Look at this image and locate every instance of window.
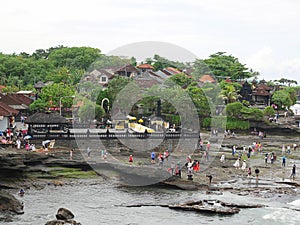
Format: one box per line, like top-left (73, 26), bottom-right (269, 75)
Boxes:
top-left (101, 76), bottom-right (107, 83)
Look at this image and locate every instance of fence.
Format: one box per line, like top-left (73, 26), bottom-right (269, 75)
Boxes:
top-left (29, 131), bottom-right (200, 140)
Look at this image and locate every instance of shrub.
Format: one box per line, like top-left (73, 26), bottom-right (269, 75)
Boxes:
top-left (264, 106), bottom-right (275, 117)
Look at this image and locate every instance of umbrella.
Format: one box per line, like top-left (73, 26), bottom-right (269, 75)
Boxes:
top-left (24, 135), bottom-right (32, 139)
top-left (42, 140), bottom-right (51, 144)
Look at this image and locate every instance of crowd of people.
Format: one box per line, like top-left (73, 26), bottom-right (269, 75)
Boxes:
top-left (227, 139), bottom-right (298, 183)
top-left (0, 126), bottom-right (32, 150)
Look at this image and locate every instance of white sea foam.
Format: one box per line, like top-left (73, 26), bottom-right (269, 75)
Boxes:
top-left (288, 199), bottom-right (300, 207)
top-left (263, 207), bottom-right (300, 224)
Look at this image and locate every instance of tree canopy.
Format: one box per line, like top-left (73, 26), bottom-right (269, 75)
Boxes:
top-left (198, 52), bottom-right (256, 81)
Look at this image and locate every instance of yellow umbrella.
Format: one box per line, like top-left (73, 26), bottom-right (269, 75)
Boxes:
top-left (138, 119), bottom-right (144, 123)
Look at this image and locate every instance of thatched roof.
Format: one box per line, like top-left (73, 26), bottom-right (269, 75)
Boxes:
top-left (25, 112), bottom-right (67, 124)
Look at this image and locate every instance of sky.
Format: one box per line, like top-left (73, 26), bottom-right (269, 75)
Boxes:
top-left (1, 0), bottom-right (300, 83)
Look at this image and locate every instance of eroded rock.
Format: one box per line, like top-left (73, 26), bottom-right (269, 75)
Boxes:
top-left (0, 191), bottom-right (24, 214)
top-left (56, 208), bottom-right (74, 220)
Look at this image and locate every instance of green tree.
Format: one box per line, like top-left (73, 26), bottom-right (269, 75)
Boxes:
top-left (47, 47), bottom-right (101, 70)
top-left (220, 84), bottom-right (240, 104)
top-left (264, 106), bottom-right (275, 117)
top-left (241, 107), bottom-right (264, 121)
top-left (275, 78), bottom-right (298, 86)
top-left (187, 84), bottom-right (211, 116)
top-left (272, 89), bottom-right (293, 109)
top-left (106, 76), bottom-right (130, 103)
top-left (225, 102), bottom-right (244, 118)
top-left (152, 54), bottom-right (186, 71)
top-left (166, 73), bottom-right (192, 87)
top-left (203, 52), bottom-right (253, 81)
top-left (30, 83), bottom-right (75, 111)
top-left (78, 99), bottom-right (105, 123)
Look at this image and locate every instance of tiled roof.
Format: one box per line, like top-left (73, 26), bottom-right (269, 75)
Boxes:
top-left (137, 63), bottom-right (154, 69)
top-left (114, 64), bottom-right (139, 73)
top-left (0, 94), bottom-right (22, 105)
top-left (0, 94), bottom-right (33, 107)
top-left (0, 102), bottom-right (19, 116)
top-left (252, 89), bottom-right (270, 96)
top-left (255, 83), bottom-right (272, 91)
top-left (15, 94), bottom-right (34, 105)
top-left (199, 74), bottom-right (216, 83)
top-left (96, 69), bottom-right (114, 79)
top-left (162, 67), bottom-right (181, 75)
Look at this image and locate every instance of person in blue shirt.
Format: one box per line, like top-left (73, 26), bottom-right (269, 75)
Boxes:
top-left (282, 155), bottom-right (286, 167)
top-left (151, 151), bottom-right (155, 163)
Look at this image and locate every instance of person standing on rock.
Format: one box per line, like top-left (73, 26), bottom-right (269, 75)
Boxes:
top-left (293, 143), bottom-right (298, 151)
top-left (247, 167), bottom-right (252, 177)
top-left (233, 158), bottom-right (240, 169)
top-left (129, 155), bottom-right (133, 166)
top-left (175, 161), bottom-right (182, 178)
top-left (206, 141), bottom-right (211, 151)
top-left (282, 155), bottom-right (286, 167)
top-left (264, 153), bottom-right (268, 166)
top-left (170, 161), bottom-right (175, 175)
top-left (247, 146), bottom-right (252, 159)
top-left (151, 151), bottom-right (156, 163)
top-left (16, 139), bottom-right (21, 150)
top-left (220, 154), bottom-right (225, 163)
top-left (287, 145), bottom-right (291, 154)
top-left (241, 160), bottom-right (247, 171)
top-left (247, 167), bottom-right (252, 183)
top-left (282, 145), bottom-right (286, 155)
top-left (255, 167), bottom-right (260, 185)
top-left (290, 163), bottom-right (296, 181)
top-left (164, 150), bottom-right (169, 161)
top-left (87, 146), bottom-right (91, 158)
top-left (69, 148), bottom-right (74, 160)
top-left (232, 145), bottom-right (236, 156)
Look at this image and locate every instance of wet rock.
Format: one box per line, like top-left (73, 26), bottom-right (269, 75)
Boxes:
top-left (0, 191), bottom-right (24, 214)
top-left (46, 208), bottom-right (81, 225)
top-left (45, 219), bottom-right (82, 225)
top-left (56, 208), bottom-right (74, 220)
top-left (168, 199), bottom-right (265, 215)
top-left (168, 200), bottom-right (240, 215)
top-left (45, 220), bottom-right (65, 225)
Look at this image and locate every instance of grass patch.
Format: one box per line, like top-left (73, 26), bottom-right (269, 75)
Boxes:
top-left (25, 167), bottom-right (99, 179)
top-left (48, 168), bottom-right (98, 179)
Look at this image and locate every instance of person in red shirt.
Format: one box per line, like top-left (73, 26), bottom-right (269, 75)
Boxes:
top-left (129, 155), bottom-right (133, 166)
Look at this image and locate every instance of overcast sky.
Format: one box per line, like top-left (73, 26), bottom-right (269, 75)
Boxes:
top-left (1, 0), bottom-right (300, 83)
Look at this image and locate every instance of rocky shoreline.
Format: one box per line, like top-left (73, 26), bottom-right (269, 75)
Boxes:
top-left (0, 132), bottom-right (300, 222)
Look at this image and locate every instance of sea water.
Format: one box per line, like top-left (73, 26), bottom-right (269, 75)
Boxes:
top-left (3, 181), bottom-right (300, 225)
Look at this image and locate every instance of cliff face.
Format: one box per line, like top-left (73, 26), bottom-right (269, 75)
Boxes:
top-left (250, 119), bottom-right (300, 134)
top-left (0, 153), bottom-right (27, 179)
top-left (0, 149), bottom-right (88, 189)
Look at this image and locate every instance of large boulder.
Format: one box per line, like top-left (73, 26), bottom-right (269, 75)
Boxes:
top-left (46, 208), bottom-right (82, 225)
top-left (55, 208), bottom-right (74, 220)
top-left (0, 191), bottom-right (24, 214)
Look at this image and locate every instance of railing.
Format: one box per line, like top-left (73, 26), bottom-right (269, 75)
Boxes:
top-left (28, 131), bottom-right (200, 140)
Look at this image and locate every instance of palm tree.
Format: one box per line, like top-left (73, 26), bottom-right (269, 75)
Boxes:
top-left (220, 85), bottom-right (239, 104)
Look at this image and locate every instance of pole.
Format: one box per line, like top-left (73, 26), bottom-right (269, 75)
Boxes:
top-left (59, 97), bottom-right (63, 116)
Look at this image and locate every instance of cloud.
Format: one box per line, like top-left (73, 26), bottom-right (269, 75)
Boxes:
top-left (245, 47), bottom-right (300, 84)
